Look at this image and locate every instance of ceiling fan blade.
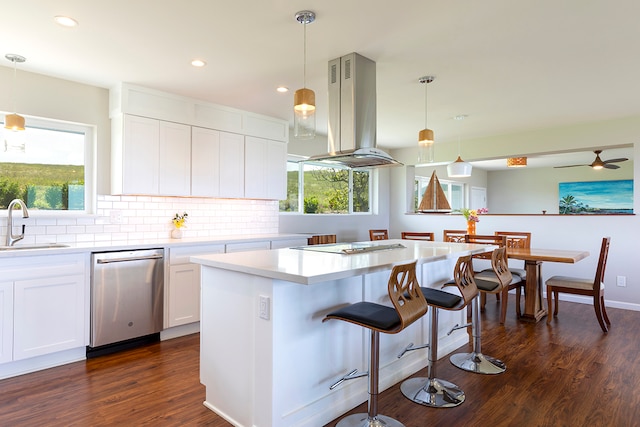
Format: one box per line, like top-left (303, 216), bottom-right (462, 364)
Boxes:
top-left (554, 164), bottom-right (587, 168)
top-left (603, 163), bottom-right (620, 169)
top-left (603, 157), bottom-right (628, 164)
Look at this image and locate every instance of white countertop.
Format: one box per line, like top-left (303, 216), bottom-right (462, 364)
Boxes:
top-left (0, 233), bottom-right (307, 259)
top-left (191, 239), bottom-right (492, 285)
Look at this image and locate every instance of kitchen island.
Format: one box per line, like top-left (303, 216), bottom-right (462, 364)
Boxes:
top-left (191, 240), bottom-right (490, 427)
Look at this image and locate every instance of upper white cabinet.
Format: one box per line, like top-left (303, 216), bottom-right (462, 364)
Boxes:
top-left (218, 132), bottom-right (245, 198)
top-left (113, 115), bottom-right (191, 196)
top-left (191, 127), bottom-right (221, 197)
top-left (111, 84), bottom-right (288, 199)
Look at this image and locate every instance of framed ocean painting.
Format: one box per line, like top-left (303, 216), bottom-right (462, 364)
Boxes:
top-left (558, 179), bottom-right (633, 214)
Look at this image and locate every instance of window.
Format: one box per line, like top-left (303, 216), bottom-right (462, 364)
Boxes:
top-left (0, 116), bottom-right (94, 212)
top-left (414, 175), bottom-right (464, 211)
top-left (280, 160), bottom-right (371, 214)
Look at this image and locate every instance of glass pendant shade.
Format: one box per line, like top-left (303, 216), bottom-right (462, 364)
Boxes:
top-left (447, 156), bottom-right (473, 177)
top-left (5, 113), bottom-right (25, 131)
top-left (418, 128), bottom-right (434, 163)
top-left (294, 87), bottom-right (315, 139)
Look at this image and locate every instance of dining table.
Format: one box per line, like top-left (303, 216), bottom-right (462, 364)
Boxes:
top-left (507, 247), bottom-right (590, 323)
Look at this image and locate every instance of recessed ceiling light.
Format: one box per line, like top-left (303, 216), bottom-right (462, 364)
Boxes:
top-left (54, 15), bottom-right (78, 27)
top-left (276, 86), bottom-right (289, 93)
top-left (191, 59), bottom-right (206, 67)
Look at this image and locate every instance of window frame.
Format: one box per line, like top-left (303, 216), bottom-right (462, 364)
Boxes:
top-left (280, 157), bottom-right (373, 215)
top-left (1, 114), bottom-right (96, 216)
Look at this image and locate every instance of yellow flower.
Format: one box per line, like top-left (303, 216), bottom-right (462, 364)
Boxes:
top-left (172, 212), bottom-right (188, 228)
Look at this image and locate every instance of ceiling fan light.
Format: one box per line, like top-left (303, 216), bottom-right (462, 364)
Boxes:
top-left (447, 156), bottom-right (473, 177)
top-left (507, 157), bottom-right (527, 167)
top-left (5, 113), bottom-right (25, 131)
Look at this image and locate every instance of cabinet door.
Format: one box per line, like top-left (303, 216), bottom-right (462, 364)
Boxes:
top-left (0, 282), bottom-right (13, 364)
top-left (244, 136), bottom-right (268, 198)
top-left (159, 121), bottom-right (192, 196)
top-left (123, 115), bottom-right (160, 194)
top-left (218, 132), bottom-right (245, 198)
top-left (13, 274), bottom-right (85, 361)
top-left (168, 264), bottom-right (201, 327)
top-left (191, 127), bottom-right (221, 197)
top-left (244, 136), bottom-right (286, 200)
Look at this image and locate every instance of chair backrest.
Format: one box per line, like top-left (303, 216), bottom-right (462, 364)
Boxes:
top-left (307, 234), bottom-right (337, 245)
top-left (369, 229), bottom-right (389, 240)
top-left (465, 234), bottom-right (507, 259)
top-left (401, 232), bottom-right (435, 241)
top-left (387, 261), bottom-right (428, 330)
top-left (443, 229), bottom-right (466, 242)
top-left (494, 231), bottom-right (531, 249)
top-left (593, 237), bottom-right (611, 290)
top-left (451, 254), bottom-right (479, 306)
top-left (489, 246), bottom-right (514, 291)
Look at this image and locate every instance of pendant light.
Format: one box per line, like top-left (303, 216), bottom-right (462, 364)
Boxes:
top-left (5, 54), bottom-right (26, 131)
top-left (447, 115), bottom-right (473, 177)
top-left (417, 76), bottom-right (435, 163)
top-left (507, 157), bottom-right (527, 167)
top-left (293, 10), bottom-right (316, 139)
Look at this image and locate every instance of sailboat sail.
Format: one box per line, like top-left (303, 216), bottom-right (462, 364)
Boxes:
top-left (418, 171), bottom-right (452, 212)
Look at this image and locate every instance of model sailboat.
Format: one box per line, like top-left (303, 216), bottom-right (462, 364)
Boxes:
top-left (418, 171), bottom-right (452, 212)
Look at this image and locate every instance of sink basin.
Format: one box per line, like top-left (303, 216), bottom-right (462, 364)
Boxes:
top-left (0, 243), bottom-right (70, 251)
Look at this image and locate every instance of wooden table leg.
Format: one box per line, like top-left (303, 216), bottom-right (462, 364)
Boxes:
top-left (519, 260), bottom-right (547, 323)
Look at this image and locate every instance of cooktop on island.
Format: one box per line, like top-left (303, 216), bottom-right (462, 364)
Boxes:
top-left (292, 242), bottom-right (405, 255)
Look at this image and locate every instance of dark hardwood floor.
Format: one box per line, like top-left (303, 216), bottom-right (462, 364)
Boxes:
top-left (1, 299), bottom-right (638, 426)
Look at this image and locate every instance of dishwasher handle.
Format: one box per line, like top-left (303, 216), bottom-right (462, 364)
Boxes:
top-left (96, 254), bottom-right (164, 264)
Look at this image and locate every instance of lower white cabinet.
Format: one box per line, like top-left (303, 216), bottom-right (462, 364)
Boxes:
top-left (0, 254), bottom-right (87, 365)
top-left (0, 282), bottom-right (13, 364)
top-left (166, 245), bottom-right (224, 328)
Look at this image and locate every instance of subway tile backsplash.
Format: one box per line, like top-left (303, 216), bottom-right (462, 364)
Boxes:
top-left (1, 195), bottom-right (280, 246)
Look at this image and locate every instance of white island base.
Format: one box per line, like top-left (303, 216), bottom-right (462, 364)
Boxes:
top-left (195, 241), bottom-right (487, 427)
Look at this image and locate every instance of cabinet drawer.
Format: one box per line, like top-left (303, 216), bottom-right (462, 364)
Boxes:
top-left (169, 245), bottom-right (225, 264)
top-left (225, 241), bottom-right (271, 253)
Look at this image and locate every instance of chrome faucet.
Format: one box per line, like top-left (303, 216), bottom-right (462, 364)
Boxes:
top-left (6, 199), bottom-right (29, 246)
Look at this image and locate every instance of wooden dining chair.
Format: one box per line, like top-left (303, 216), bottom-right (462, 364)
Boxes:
top-left (494, 231), bottom-right (531, 278)
top-left (369, 229), bottom-right (389, 241)
top-left (307, 234), bottom-right (337, 245)
top-left (545, 237), bottom-right (611, 332)
top-left (443, 229), bottom-right (466, 242)
top-left (401, 232), bottom-right (435, 241)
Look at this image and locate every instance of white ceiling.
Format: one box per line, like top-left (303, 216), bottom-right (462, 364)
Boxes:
top-left (2, 1), bottom-right (639, 159)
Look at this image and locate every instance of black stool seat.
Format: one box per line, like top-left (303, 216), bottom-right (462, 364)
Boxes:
top-left (326, 302), bottom-right (402, 332)
top-left (421, 287), bottom-right (462, 309)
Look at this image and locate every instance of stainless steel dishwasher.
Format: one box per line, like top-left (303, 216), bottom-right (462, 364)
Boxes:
top-left (88, 248), bottom-right (164, 357)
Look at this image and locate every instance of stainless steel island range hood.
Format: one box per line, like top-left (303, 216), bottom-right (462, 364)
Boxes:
top-left (307, 53), bottom-right (402, 168)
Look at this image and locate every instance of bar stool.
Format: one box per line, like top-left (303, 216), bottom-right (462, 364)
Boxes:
top-left (324, 260), bottom-right (427, 427)
top-left (449, 247), bottom-right (512, 374)
top-left (398, 254), bottom-right (477, 408)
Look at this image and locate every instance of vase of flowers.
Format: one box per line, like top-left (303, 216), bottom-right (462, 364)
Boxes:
top-left (458, 208), bottom-right (487, 235)
top-left (171, 212), bottom-right (188, 239)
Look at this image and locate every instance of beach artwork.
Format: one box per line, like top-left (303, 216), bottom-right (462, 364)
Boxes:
top-left (558, 179), bottom-right (633, 214)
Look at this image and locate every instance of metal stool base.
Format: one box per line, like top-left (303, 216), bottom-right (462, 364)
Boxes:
top-left (450, 351), bottom-right (506, 375)
top-left (400, 377), bottom-right (465, 408)
top-left (336, 413), bottom-right (405, 427)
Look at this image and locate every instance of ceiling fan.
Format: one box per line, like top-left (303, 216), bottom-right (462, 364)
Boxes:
top-left (555, 150), bottom-right (629, 170)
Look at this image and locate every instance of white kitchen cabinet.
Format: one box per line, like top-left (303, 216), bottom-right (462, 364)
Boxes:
top-left (270, 238), bottom-right (308, 249)
top-left (218, 132), bottom-right (245, 198)
top-left (159, 120), bottom-right (192, 196)
top-left (244, 136), bottom-right (286, 200)
top-left (166, 245), bottom-right (224, 328)
top-left (191, 127), bottom-right (221, 197)
top-left (114, 114), bottom-right (191, 196)
top-left (0, 282), bottom-right (13, 364)
top-left (13, 274), bottom-right (85, 361)
top-left (225, 240), bottom-right (271, 253)
top-left (0, 254), bottom-right (87, 365)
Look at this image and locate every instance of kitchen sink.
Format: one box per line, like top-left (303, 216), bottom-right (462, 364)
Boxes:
top-left (0, 243), bottom-right (70, 251)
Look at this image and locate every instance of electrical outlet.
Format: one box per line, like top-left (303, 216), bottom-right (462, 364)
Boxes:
top-left (259, 295), bottom-right (270, 320)
top-left (616, 276), bottom-right (626, 287)
top-left (110, 210), bottom-right (122, 224)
